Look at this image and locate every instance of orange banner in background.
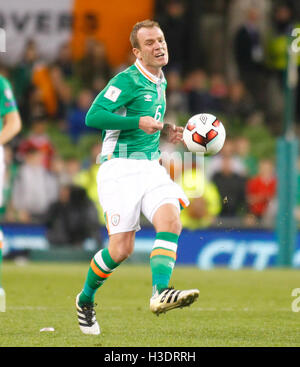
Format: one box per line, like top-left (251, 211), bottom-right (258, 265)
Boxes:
top-left (71, 0), bottom-right (154, 67)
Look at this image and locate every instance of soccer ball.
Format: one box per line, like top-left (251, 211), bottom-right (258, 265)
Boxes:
top-left (183, 113), bottom-right (226, 155)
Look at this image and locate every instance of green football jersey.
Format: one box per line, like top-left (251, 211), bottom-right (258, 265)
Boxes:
top-left (0, 75), bottom-right (18, 131)
top-left (91, 59), bottom-right (167, 163)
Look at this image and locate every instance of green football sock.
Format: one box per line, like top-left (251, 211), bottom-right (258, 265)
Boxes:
top-left (79, 248), bottom-right (120, 306)
top-left (150, 232), bottom-right (179, 295)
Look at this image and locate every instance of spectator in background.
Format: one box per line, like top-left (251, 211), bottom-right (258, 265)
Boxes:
top-left (165, 69), bottom-right (188, 115)
top-left (234, 136), bottom-right (258, 176)
top-left (212, 155), bottom-right (247, 218)
top-left (13, 41), bottom-right (63, 120)
top-left (155, 0), bottom-right (189, 74)
top-left (17, 114), bottom-right (55, 170)
top-left (75, 39), bottom-right (112, 89)
top-left (206, 138), bottom-right (246, 180)
top-left (31, 62), bottom-right (58, 118)
top-left (48, 153), bottom-right (82, 190)
top-left (10, 147), bottom-right (58, 223)
top-left (26, 85), bottom-right (47, 123)
top-left (60, 156), bottom-right (82, 185)
top-left (45, 184), bottom-right (101, 248)
top-left (67, 89), bottom-right (98, 142)
top-left (53, 42), bottom-right (74, 80)
top-left (44, 184), bottom-right (71, 245)
top-left (114, 50), bottom-right (136, 74)
top-left (49, 154), bottom-right (67, 186)
top-left (223, 80), bottom-right (256, 125)
top-left (265, 2), bottom-right (300, 122)
top-left (91, 76), bottom-right (107, 97)
top-left (266, 3), bottom-right (294, 71)
top-left (49, 64), bottom-right (72, 120)
top-left (74, 143), bottom-right (105, 225)
top-left (185, 69), bottom-right (214, 115)
top-left (51, 42), bottom-right (79, 121)
top-left (209, 73), bottom-right (228, 113)
top-left (246, 158), bottom-right (276, 220)
top-left (11, 39), bottom-right (39, 124)
top-left (179, 168), bottom-right (222, 229)
top-left (233, 7), bottom-right (265, 108)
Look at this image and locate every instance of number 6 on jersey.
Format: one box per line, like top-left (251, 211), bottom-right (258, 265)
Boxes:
top-left (154, 105), bottom-right (162, 121)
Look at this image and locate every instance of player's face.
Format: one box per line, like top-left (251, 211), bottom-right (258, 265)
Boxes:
top-left (133, 27), bottom-right (169, 75)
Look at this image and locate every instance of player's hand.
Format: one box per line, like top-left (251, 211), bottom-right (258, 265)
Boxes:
top-left (139, 116), bottom-right (163, 134)
top-left (163, 123), bottom-right (184, 144)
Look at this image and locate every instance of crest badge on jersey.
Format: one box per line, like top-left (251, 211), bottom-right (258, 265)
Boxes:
top-left (111, 214), bottom-right (120, 226)
top-left (104, 86), bottom-right (122, 102)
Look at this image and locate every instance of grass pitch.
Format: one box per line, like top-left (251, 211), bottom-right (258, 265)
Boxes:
top-left (0, 261), bottom-right (300, 347)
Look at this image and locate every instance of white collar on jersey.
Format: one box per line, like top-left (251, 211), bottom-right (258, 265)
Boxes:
top-left (134, 59), bottom-right (166, 85)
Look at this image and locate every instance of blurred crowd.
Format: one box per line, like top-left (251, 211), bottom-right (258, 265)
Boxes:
top-left (170, 137), bottom-right (279, 231)
top-left (0, 0), bottom-right (300, 247)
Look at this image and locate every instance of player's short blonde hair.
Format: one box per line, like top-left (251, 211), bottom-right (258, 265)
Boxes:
top-left (130, 20), bottom-right (161, 49)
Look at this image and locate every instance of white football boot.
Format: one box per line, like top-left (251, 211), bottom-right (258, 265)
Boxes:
top-left (76, 293), bottom-right (100, 335)
top-left (150, 287), bottom-right (200, 316)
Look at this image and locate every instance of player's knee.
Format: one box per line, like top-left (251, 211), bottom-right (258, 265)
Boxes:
top-left (121, 245), bottom-right (134, 261)
top-left (170, 217), bottom-right (182, 235)
top-left (112, 243), bottom-right (134, 263)
top-left (108, 231), bottom-right (135, 263)
top-left (159, 216), bottom-right (182, 235)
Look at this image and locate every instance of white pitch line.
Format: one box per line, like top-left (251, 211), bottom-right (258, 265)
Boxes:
top-left (192, 307), bottom-right (292, 312)
top-left (7, 306), bottom-right (50, 310)
top-left (5, 306), bottom-right (292, 312)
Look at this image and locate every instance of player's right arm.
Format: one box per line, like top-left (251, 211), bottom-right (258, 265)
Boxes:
top-left (138, 116), bottom-right (163, 134)
top-left (85, 73), bottom-right (162, 134)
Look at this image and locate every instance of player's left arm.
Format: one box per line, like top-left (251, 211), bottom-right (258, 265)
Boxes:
top-left (161, 123), bottom-right (183, 143)
top-left (86, 73), bottom-right (140, 131)
top-left (0, 110), bottom-right (22, 145)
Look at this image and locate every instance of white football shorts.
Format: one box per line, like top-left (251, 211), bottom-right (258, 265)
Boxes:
top-left (97, 158), bottom-right (189, 235)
